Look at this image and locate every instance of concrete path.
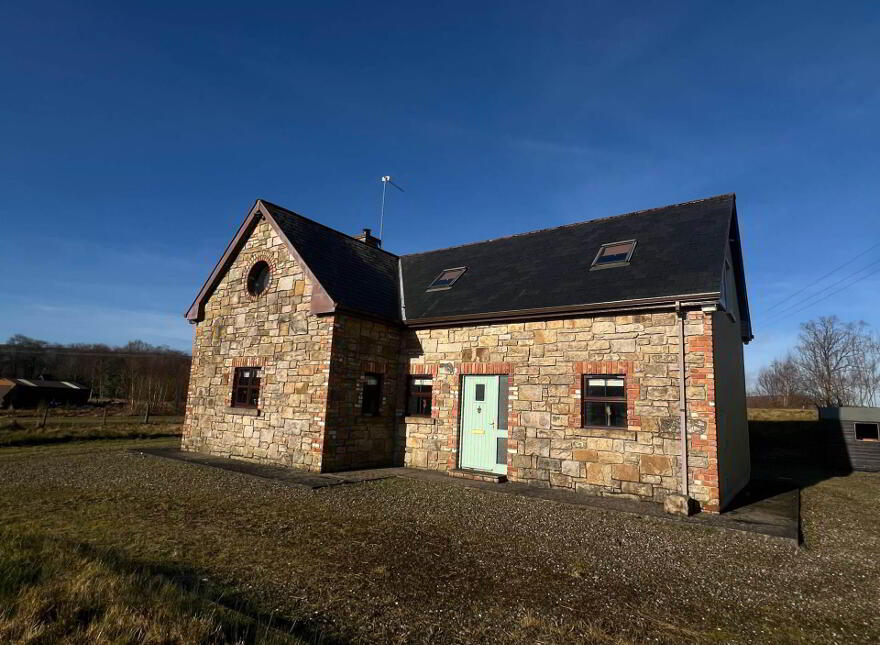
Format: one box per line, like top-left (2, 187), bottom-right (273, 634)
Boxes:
top-left (133, 447), bottom-right (799, 545)
top-left (133, 446), bottom-right (395, 488)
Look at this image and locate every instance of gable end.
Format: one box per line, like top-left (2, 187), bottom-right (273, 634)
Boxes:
top-left (185, 201), bottom-right (336, 322)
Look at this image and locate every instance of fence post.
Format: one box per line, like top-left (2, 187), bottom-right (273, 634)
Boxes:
top-left (39, 406), bottom-right (49, 429)
top-left (143, 402), bottom-right (150, 425)
top-left (102, 406), bottom-right (107, 428)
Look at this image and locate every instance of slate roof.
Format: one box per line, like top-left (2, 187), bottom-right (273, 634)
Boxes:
top-left (400, 194), bottom-right (737, 322)
top-left (188, 193), bottom-right (750, 338)
top-left (260, 202), bottom-right (400, 321)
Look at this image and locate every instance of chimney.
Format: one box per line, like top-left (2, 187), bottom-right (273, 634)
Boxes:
top-left (354, 228), bottom-right (381, 248)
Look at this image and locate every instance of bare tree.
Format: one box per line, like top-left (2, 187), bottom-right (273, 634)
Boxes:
top-left (851, 330), bottom-right (880, 407)
top-left (0, 336), bottom-right (191, 412)
top-left (794, 316), bottom-right (878, 407)
top-left (754, 316), bottom-right (880, 408)
top-left (754, 353), bottom-right (802, 407)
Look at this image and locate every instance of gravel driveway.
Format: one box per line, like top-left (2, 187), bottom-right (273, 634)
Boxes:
top-left (1, 439), bottom-right (877, 644)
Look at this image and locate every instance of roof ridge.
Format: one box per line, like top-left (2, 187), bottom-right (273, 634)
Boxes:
top-left (258, 199), bottom-right (401, 259)
top-left (401, 193), bottom-right (736, 258)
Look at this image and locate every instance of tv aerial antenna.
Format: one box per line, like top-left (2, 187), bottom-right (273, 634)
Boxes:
top-left (379, 175), bottom-right (404, 240)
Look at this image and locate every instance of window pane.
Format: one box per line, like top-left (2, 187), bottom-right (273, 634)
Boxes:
top-left (412, 378), bottom-right (432, 387)
top-left (427, 267), bottom-right (466, 290)
top-left (362, 374), bottom-right (381, 415)
top-left (608, 402), bottom-right (627, 427)
top-left (605, 379), bottom-right (625, 398)
top-left (415, 396), bottom-right (431, 416)
top-left (247, 262), bottom-right (271, 296)
top-left (855, 423), bottom-right (879, 440)
top-left (595, 241), bottom-right (634, 265)
top-left (475, 384), bottom-right (485, 401)
top-left (587, 378), bottom-right (606, 397)
top-left (602, 243), bottom-right (632, 257)
top-left (248, 389), bottom-right (259, 406)
top-left (236, 388), bottom-right (248, 403)
top-left (586, 402), bottom-right (607, 426)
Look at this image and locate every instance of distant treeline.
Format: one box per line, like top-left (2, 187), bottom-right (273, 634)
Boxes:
top-left (0, 335), bottom-right (191, 410)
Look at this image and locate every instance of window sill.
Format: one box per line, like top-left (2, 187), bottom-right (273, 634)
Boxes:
top-left (404, 415), bottom-right (435, 424)
top-left (225, 406), bottom-right (260, 417)
top-left (581, 425), bottom-right (629, 431)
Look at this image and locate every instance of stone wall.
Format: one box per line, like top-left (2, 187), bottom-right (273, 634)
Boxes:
top-left (400, 311), bottom-right (723, 511)
top-left (182, 214), bottom-right (733, 510)
top-left (182, 216), bottom-right (333, 471)
top-left (322, 313), bottom-right (402, 471)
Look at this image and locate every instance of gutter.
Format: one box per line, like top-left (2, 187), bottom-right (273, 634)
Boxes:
top-left (404, 293), bottom-right (721, 328)
top-left (676, 300), bottom-right (689, 499)
top-left (398, 258), bottom-right (407, 322)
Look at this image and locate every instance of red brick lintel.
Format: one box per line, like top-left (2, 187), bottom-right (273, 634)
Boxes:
top-left (407, 364), bottom-right (439, 377)
top-left (231, 357), bottom-right (268, 367)
top-left (457, 362), bottom-right (513, 375)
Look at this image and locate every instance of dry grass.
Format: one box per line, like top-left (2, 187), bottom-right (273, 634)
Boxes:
top-left (747, 407), bottom-right (818, 421)
top-left (0, 419), bottom-right (181, 447)
top-left (0, 434), bottom-right (877, 644)
top-left (0, 531), bottom-right (308, 644)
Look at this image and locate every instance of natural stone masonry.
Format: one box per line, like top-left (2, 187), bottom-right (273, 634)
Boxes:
top-left (400, 311), bottom-right (722, 511)
top-left (322, 314), bottom-right (401, 471)
top-left (182, 217), bottom-right (402, 474)
top-left (183, 217), bottom-right (333, 471)
top-left (183, 217), bottom-right (726, 510)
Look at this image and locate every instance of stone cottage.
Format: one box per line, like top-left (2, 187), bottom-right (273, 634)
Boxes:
top-left (183, 193), bottom-right (752, 512)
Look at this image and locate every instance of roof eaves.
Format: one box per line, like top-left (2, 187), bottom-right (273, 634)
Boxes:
top-left (403, 292), bottom-right (722, 328)
top-left (185, 201), bottom-right (264, 322)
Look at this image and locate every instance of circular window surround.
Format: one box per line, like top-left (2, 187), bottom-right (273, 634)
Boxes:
top-left (246, 257), bottom-right (275, 298)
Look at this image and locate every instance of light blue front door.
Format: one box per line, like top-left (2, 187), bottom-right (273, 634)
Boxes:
top-left (459, 375), bottom-right (508, 474)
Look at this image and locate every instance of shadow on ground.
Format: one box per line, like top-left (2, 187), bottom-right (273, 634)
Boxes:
top-left (729, 418), bottom-right (853, 517)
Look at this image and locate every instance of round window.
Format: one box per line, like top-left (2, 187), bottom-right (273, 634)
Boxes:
top-left (247, 261), bottom-right (271, 296)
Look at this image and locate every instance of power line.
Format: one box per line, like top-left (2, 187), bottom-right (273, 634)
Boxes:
top-left (764, 240), bottom-right (880, 313)
top-left (767, 261), bottom-right (880, 324)
top-left (764, 255), bottom-right (880, 323)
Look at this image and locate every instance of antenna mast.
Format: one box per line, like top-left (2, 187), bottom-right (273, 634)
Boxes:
top-left (379, 175), bottom-right (404, 240)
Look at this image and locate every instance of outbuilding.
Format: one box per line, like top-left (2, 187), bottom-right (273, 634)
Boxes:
top-left (0, 376), bottom-right (91, 409)
top-left (818, 407), bottom-right (880, 472)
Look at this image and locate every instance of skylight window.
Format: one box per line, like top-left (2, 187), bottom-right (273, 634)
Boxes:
top-left (426, 267), bottom-right (466, 291)
top-left (591, 240), bottom-right (636, 270)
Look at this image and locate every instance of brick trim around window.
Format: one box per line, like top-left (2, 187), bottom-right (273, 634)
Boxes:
top-left (244, 255), bottom-right (277, 301)
top-left (569, 361), bottom-right (640, 430)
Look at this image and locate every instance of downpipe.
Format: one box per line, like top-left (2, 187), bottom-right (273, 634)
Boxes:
top-left (676, 301), bottom-right (689, 498)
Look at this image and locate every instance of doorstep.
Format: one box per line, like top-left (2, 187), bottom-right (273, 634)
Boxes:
top-left (448, 468), bottom-right (507, 483)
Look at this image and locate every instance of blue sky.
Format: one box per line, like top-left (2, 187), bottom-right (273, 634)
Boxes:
top-left (1, 2), bottom-right (879, 384)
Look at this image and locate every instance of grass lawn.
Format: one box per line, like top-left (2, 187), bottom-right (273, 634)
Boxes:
top-left (747, 408), bottom-right (818, 422)
top-left (0, 417), bottom-right (181, 448)
top-left (1, 435), bottom-right (878, 644)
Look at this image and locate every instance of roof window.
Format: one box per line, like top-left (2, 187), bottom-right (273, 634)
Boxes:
top-left (591, 240), bottom-right (636, 270)
top-left (426, 267), bottom-right (466, 291)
